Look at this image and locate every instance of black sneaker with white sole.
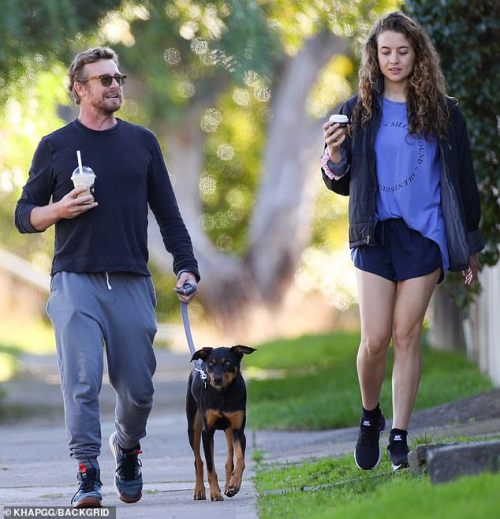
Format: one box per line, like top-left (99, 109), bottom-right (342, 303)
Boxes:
top-left (387, 428), bottom-right (409, 471)
top-left (354, 411), bottom-right (386, 470)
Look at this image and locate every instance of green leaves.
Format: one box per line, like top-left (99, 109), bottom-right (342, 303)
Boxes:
top-left (0, 0), bottom-right (122, 105)
top-left (404, 0), bottom-right (500, 269)
top-left (113, 0), bottom-right (280, 121)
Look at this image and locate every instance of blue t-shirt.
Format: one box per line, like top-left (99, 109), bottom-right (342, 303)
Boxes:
top-left (375, 97), bottom-right (449, 271)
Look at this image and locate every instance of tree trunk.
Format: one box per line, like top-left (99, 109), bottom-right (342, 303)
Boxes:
top-left (148, 31), bottom-right (347, 330)
top-left (247, 32), bottom-right (346, 301)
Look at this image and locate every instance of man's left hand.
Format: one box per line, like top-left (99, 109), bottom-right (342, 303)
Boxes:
top-left (176, 271), bottom-right (198, 303)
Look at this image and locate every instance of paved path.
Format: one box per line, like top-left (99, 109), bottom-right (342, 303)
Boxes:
top-left (1, 349), bottom-right (499, 517)
top-left (0, 349), bottom-right (256, 518)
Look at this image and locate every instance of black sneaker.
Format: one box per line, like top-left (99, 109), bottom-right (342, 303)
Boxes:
top-left (71, 464), bottom-right (102, 508)
top-left (387, 429), bottom-right (409, 471)
top-left (354, 412), bottom-right (386, 470)
top-left (109, 432), bottom-right (143, 503)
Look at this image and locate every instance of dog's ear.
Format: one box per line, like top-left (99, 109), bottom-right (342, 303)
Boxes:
top-left (191, 347), bottom-right (213, 362)
top-left (231, 345), bottom-right (256, 358)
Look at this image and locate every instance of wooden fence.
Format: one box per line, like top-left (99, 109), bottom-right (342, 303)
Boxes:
top-left (465, 262), bottom-right (500, 386)
top-left (0, 249), bottom-right (50, 321)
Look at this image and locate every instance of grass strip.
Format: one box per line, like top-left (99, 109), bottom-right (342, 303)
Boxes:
top-left (256, 449), bottom-right (500, 519)
top-left (245, 331), bottom-right (493, 430)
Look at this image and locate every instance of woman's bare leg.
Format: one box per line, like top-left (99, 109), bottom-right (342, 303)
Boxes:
top-left (355, 269), bottom-right (396, 410)
top-left (391, 269), bottom-right (440, 430)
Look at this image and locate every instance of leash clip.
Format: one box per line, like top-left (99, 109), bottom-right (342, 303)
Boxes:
top-left (195, 361), bottom-right (208, 381)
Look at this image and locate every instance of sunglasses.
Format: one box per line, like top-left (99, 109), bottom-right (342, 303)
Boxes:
top-left (78, 74), bottom-right (127, 87)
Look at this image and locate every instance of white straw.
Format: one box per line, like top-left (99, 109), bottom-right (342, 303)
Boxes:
top-left (76, 150), bottom-right (83, 174)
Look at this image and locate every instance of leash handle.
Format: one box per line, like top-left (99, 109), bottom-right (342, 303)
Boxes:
top-left (176, 281), bottom-right (198, 356)
top-left (175, 282), bottom-right (197, 297)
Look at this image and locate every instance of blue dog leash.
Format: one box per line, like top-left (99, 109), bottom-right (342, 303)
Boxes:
top-left (176, 283), bottom-right (207, 381)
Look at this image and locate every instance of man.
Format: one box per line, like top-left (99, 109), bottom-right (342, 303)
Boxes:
top-left (15, 47), bottom-right (199, 508)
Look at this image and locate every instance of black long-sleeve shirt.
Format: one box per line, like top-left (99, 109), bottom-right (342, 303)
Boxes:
top-left (15, 118), bottom-right (199, 279)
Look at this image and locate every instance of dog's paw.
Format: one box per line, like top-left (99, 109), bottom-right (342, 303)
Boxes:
top-left (224, 485), bottom-right (240, 498)
top-left (193, 487), bottom-right (206, 500)
top-left (210, 492), bottom-right (224, 501)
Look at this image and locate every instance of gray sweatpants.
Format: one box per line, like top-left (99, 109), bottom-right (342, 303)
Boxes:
top-left (47, 272), bottom-right (157, 467)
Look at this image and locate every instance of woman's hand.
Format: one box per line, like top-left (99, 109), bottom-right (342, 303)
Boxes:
top-left (322, 121), bottom-right (348, 163)
top-left (463, 253), bottom-right (479, 286)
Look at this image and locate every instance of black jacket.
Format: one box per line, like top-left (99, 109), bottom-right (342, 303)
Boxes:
top-left (322, 94), bottom-right (484, 271)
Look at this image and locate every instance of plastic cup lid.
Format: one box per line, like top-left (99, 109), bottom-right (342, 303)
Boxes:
top-left (329, 114), bottom-right (349, 124)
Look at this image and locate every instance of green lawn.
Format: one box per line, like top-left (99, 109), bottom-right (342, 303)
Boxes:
top-left (248, 331), bottom-right (497, 518)
top-left (0, 319), bottom-right (55, 382)
top-left (256, 448), bottom-right (500, 519)
top-left (245, 331), bottom-right (493, 430)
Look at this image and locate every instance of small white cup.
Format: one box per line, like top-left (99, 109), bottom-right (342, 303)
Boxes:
top-left (329, 114), bottom-right (349, 127)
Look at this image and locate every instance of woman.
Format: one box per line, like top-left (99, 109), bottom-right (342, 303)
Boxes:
top-left (321, 11), bottom-right (483, 471)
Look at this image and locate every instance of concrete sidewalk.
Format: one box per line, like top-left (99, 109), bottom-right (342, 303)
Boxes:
top-left (0, 349), bottom-right (256, 518)
top-left (1, 349), bottom-right (500, 517)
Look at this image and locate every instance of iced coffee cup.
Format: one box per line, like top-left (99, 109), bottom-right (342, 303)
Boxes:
top-left (71, 166), bottom-right (95, 197)
top-left (329, 114), bottom-right (349, 127)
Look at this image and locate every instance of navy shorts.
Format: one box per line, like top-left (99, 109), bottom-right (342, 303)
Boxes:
top-left (352, 219), bottom-right (443, 283)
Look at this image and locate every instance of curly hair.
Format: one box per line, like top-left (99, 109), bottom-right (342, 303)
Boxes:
top-left (353, 11), bottom-right (448, 140)
top-left (68, 47), bottom-right (119, 105)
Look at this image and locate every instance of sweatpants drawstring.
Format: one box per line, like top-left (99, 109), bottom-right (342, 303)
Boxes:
top-left (105, 272), bottom-right (112, 290)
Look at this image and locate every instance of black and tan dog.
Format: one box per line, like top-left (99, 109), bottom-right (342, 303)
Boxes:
top-left (186, 345), bottom-right (256, 501)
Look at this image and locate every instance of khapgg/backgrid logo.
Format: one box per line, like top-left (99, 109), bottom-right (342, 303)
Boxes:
top-left (3, 507), bottom-right (115, 518)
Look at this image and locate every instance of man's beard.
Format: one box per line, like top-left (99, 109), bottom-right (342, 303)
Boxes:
top-left (92, 95), bottom-right (122, 115)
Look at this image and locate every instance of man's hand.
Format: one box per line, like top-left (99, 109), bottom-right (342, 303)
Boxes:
top-left (57, 187), bottom-right (98, 219)
top-left (30, 187), bottom-right (98, 231)
top-left (176, 271), bottom-right (198, 303)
